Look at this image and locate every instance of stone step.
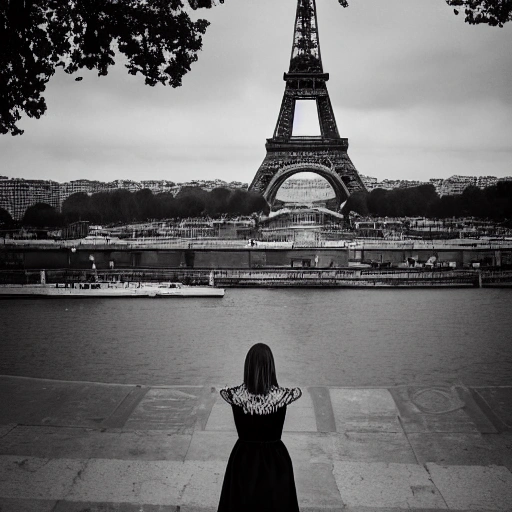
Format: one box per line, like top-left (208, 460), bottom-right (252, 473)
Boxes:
top-left (1, 455), bottom-right (512, 511)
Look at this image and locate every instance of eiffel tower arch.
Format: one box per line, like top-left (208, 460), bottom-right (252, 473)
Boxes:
top-left (249, 0), bottom-right (366, 210)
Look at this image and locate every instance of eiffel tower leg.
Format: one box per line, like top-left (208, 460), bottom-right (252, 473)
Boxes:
top-left (274, 94), bottom-right (295, 139)
top-left (317, 96), bottom-right (339, 139)
top-left (249, 153), bottom-right (283, 196)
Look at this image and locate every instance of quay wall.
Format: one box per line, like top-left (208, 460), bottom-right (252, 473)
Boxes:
top-left (1, 247), bottom-right (349, 269)
top-left (5, 267), bottom-right (512, 288)
top-left (1, 244), bottom-right (511, 270)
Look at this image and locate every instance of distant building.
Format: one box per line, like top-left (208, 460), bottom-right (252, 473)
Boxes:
top-left (59, 179), bottom-right (113, 207)
top-left (429, 178), bottom-right (444, 195)
top-left (110, 180), bottom-right (142, 193)
top-left (438, 175), bottom-right (475, 196)
top-left (171, 180), bottom-right (249, 196)
top-left (61, 221), bottom-right (90, 240)
top-left (360, 175), bottom-right (512, 196)
top-left (228, 181), bottom-right (248, 190)
top-left (212, 218), bottom-right (255, 239)
top-left (476, 175), bottom-right (500, 188)
top-left (0, 177), bottom-right (60, 221)
top-left (360, 175), bottom-right (378, 190)
top-left (361, 176), bottom-right (427, 192)
top-left (434, 175), bottom-right (512, 196)
top-left (276, 178), bottom-right (335, 204)
top-left (140, 180), bottom-right (176, 194)
top-left (259, 207), bottom-right (349, 243)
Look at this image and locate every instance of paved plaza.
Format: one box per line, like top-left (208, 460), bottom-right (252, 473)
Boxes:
top-left (0, 375), bottom-right (511, 511)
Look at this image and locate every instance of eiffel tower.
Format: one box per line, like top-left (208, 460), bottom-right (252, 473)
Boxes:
top-left (249, 0), bottom-right (366, 210)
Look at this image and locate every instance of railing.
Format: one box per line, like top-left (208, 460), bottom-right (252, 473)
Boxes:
top-left (2, 237), bottom-right (512, 251)
top-left (1, 267), bottom-right (511, 288)
top-left (347, 239), bottom-right (512, 250)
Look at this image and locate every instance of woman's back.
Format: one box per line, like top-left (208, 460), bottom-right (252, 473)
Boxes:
top-left (217, 344), bottom-right (302, 512)
top-left (218, 384), bottom-right (302, 512)
top-left (232, 404), bottom-right (287, 441)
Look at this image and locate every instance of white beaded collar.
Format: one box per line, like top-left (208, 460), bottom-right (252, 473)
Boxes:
top-left (220, 384), bottom-right (302, 415)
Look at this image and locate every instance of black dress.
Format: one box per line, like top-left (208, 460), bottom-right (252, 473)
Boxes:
top-left (217, 384), bottom-right (302, 512)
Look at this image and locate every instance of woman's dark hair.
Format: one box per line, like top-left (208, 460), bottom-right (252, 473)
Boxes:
top-left (244, 343), bottom-right (278, 395)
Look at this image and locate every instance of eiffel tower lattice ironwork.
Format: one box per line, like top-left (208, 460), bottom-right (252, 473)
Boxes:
top-left (249, 0), bottom-right (366, 210)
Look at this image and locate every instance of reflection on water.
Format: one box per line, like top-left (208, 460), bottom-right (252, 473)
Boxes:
top-left (1, 289), bottom-right (511, 387)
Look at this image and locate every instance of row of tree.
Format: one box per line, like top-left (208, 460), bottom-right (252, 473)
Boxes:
top-left (342, 182), bottom-right (512, 222)
top-left (62, 186), bottom-right (270, 224)
top-left (0, 186), bottom-right (270, 228)
top-left (2, 182), bottom-right (511, 230)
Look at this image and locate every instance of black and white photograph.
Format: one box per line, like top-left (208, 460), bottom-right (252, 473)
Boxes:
top-left (1, 0), bottom-right (512, 510)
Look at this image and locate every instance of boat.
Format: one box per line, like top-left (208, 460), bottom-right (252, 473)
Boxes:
top-left (150, 282), bottom-right (225, 297)
top-left (0, 281), bottom-right (154, 298)
top-left (0, 270), bottom-right (224, 298)
top-left (0, 281), bottom-right (225, 298)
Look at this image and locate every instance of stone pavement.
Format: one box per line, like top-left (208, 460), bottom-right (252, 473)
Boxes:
top-left (0, 375), bottom-right (511, 512)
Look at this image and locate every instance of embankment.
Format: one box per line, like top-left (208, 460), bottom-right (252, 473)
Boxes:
top-left (3, 267), bottom-right (512, 288)
top-left (2, 239), bottom-right (512, 270)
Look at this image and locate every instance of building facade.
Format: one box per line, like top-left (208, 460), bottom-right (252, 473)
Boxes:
top-left (0, 177), bottom-right (250, 221)
top-left (0, 177), bottom-right (60, 221)
top-left (362, 175), bottom-right (512, 196)
top-left (59, 180), bottom-right (114, 208)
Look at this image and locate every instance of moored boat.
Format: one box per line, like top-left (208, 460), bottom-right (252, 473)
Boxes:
top-left (0, 281), bottom-right (155, 298)
top-left (0, 281), bottom-right (225, 298)
top-left (151, 282), bottom-right (225, 297)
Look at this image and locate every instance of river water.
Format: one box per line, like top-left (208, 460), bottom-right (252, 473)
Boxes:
top-left (1, 288), bottom-right (511, 387)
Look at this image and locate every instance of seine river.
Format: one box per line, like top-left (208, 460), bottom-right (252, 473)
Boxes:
top-left (1, 288), bottom-right (511, 387)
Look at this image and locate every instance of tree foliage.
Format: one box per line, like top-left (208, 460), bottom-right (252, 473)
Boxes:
top-left (0, 207), bottom-right (14, 226)
top-left (446, 0), bottom-right (512, 27)
top-left (342, 182), bottom-right (512, 221)
top-left (1, 0), bottom-right (220, 135)
top-left (61, 186), bottom-right (268, 224)
top-left (22, 202), bottom-right (64, 227)
top-left (2, 0), bottom-right (510, 135)
top-left (343, 190), bottom-right (369, 217)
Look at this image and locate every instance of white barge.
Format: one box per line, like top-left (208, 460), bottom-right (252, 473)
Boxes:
top-left (0, 274), bottom-right (225, 298)
top-left (151, 282), bottom-right (224, 297)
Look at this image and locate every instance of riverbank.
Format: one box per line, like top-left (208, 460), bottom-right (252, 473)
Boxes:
top-left (1, 375), bottom-right (511, 511)
top-left (2, 267), bottom-right (512, 288)
top-left (2, 237), bottom-right (512, 272)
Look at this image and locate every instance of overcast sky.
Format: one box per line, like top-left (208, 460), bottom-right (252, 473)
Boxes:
top-left (2, 0), bottom-right (511, 185)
